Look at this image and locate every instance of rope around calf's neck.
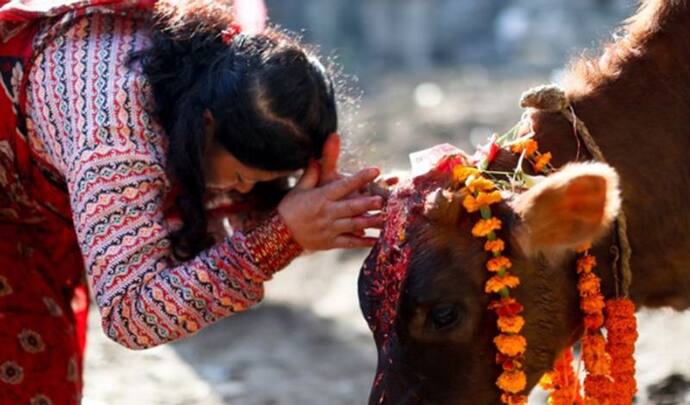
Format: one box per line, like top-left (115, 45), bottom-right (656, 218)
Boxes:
top-left (519, 85), bottom-right (633, 298)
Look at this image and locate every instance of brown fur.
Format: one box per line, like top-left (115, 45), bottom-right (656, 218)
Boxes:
top-left (360, 1), bottom-right (690, 403)
top-left (566, 0), bottom-right (690, 97)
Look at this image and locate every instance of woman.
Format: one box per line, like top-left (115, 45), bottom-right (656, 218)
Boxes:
top-left (0, 0), bottom-right (383, 403)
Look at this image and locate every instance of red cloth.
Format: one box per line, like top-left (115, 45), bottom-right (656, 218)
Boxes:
top-left (0, 2), bottom-right (155, 403)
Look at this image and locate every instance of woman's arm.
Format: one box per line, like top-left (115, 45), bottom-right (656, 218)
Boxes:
top-left (27, 13), bottom-right (301, 349)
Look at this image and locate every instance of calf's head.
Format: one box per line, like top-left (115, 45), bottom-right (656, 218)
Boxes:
top-left (358, 161), bottom-right (621, 404)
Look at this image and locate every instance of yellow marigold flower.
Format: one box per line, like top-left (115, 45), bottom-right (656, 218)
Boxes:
top-left (533, 152), bottom-right (552, 173)
top-left (497, 315), bottom-right (525, 334)
top-left (467, 176), bottom-right (496, 193)
top-left (494, 334), bottom-right (527, 357)
top-left (539, 372), bottom-right (554, 390)
top-left (463, 191), bottom-right (502, 213)
top-left (485, 274), bottom-right (520, 293)
top-left (485, 239), bottom-right (505, 254)
top-left (453, 166), bottom-right (480, 184)
top-left (511, 139), bottom-right (539, 157)
top-left (497, 370), bottom-right (527, 394)
top-left (487, 256), bottom-right (512, 272)
top-left (463, 194), bottom-right (481, 213)
top-left (472, 217), bottom-right (502, 237)
top-left (476, 190), bottom-right (502, 206)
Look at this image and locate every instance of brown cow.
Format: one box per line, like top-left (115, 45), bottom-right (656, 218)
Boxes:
top-left (358, 1), bottom-right (690, 403)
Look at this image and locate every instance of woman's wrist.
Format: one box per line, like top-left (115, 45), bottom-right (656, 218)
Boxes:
top-left (241, 212), bottom-right (303, 279)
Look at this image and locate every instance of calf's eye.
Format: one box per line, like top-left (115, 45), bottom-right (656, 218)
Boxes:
top-left (428, 305), bottom-right (461, 331)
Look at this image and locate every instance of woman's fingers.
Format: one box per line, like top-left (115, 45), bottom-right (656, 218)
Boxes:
top-left (333, 235), bottom-right (379, 249)
top-left (332, 214), bottom-right (385, 235)
top-left (330, 196), bottom-right (382, 218)
top-left (325, 167), bottom-right (380, 201)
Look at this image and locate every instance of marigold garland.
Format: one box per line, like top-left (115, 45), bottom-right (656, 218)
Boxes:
top-left (538, 225), bottom-right (638, 405)
top-left (458, 165), bottom-right (528, 405)
top-left (513, 136), bottom-right (639, 405)
top-left (445, 131), bottom-right (638, 405)
top-left (604, 299), bottom-right (638, 405)
top-left (576, 249), bottom-right (613, 403)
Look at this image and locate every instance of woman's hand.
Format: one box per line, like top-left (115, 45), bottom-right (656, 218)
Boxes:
top-left (277, 161), bottom-right (384, 251)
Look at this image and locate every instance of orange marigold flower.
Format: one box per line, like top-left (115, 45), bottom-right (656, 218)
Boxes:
top-left (485, 274), bottom-right (520, 294)
top-left (487, 256), bottom-right (513, 272)
top-left (501, 393), bottom-right (528, 405)
top-left (533, 152), bottom-right (552, 173)
top-left (606, 343), bottom-right (635, 358)
top-left (467, 176), bottom-right (496, 193)
top-left (485, 239), bottom-right (505, 254)
top-left (497, 370), bottom-right (527, 394)
top-left (497, 315), bottom-right (525, 334)
top-left (577, 255), bottom-right (597, 274)
top-left (453, 166), bottom-right (480, 183)
top-left (577, 272), bottom-right (601, 297)
top-left (472, 217), bottom-right (502, 237)
top-left (604, 317), bottom-right (637, 334)
top-left (610, 357), bottom-right (636, 374)
top-left (511, 139), bottom-right (539, 157)
top-left (489, 297), bottom-right (524, 317)
top-left (582, 334), bottom-right (611, 376)
top-left (608, 375), bottom-right (636, 403)
top-left (583, 374), bottom-right (612, 402)
top-left (542, 348), bottom-right (583, 405)
top-left (584, 313), bottom-right (604, 330)
top-left (581, 294), bottom-right (605, 314)
top-left (494, 334), bottom-right (527, 357)
top-left (462, 194), bottom-right (481, 213)
top-left (539, 372), bottom-right (554, 390)
top-left (605, 298), bottom-right (636, 318)
top-left (463, 191), bottom-right (502, 213)
top-left (477, 190), bottom-right (502, 206)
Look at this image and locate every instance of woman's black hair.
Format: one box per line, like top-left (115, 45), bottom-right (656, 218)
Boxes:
top-left (131, 1), bottom-right (337, 259)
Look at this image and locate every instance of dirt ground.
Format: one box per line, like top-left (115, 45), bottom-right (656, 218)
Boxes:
top-left (82, 70), bottom-right (690, 405)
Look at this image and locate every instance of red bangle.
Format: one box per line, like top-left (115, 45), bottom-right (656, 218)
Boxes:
top-left (243, 213), bottom-right (303, 279)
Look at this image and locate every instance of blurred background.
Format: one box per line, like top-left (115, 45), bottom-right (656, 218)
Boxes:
top-left (82, 1), bottom-right (690, 404)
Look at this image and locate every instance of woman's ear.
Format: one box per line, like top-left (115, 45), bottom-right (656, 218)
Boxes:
top-left (510, 162), bottom-right (621, 255)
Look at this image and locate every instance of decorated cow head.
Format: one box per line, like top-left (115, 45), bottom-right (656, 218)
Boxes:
top-left (358, 146), bottom-right (621, 404)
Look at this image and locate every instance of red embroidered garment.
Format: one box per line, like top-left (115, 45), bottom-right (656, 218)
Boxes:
top-left (0, 1), bottom-right (296, 404)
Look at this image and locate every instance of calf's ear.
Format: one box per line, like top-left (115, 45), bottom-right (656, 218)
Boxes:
top-left (510, 162), bottom-right (621, 255)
